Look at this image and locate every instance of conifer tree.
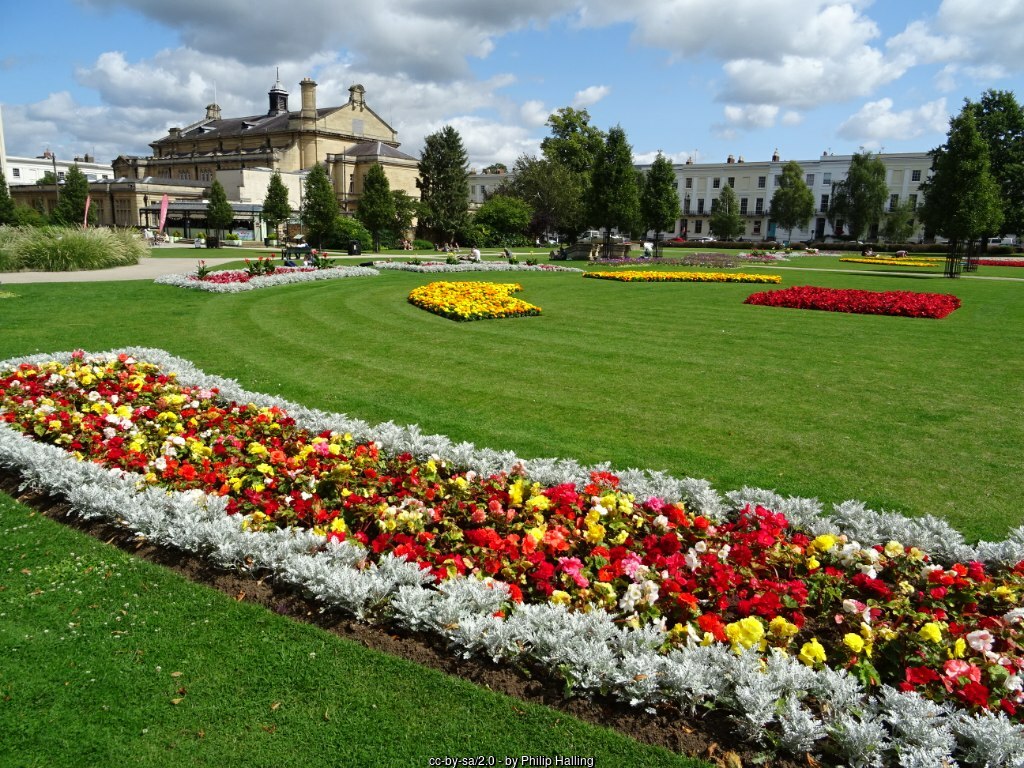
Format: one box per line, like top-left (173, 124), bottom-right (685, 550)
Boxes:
top-left (300, 163), bottom-right (339, 249)
top-left (205, 179), bottom-right (234, 243)
top-left (587, 125), bottom-right (641, 249)
top-left (261, 171), bottom-right (292, 242)
top-left (51, 165), bottom-right (95, 227)
top-left (640, 152), bottom-right (681, 254)
top-left (355, 163), bottom-right (395, 252)
top-left (418, 126), bottom-right (470, 243)
top-left (0, 169), bottom-right (16, 226)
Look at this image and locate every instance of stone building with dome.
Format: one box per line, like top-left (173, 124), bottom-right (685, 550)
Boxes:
top-left (111, 77), bottom-right (420, 217)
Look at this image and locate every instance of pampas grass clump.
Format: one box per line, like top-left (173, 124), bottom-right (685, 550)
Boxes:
top-left (0, 225), bottom-right (147, 271)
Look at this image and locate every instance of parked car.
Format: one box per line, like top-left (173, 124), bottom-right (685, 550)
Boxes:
top-left (690, 236), bottom-right (716, 243)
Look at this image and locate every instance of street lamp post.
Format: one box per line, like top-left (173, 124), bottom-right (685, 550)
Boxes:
top-left (52, 153), bottom-right (59, 211)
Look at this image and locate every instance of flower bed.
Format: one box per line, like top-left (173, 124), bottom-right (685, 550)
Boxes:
top-left (374, 261), bottom-right (582, 274)
top-left (2, 349), bottom-right (1023, 766)
top-left (839, 257), bottom-right (943, 268)
top-left (408, 281), bottom-right (541, 321)
top-left (745, 286), bottom-right (961, 319)
top-left (155, 265), bottom-right (379, 292)
top-left (978, 260), bottom-right (1024, 268)
top-left (584, 270), bottom-right (782, 284)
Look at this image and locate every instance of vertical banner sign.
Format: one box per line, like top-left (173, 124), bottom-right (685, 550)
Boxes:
top-left (83, 195), bottom-right (91, 227)
top-left (158, 194), bottom-right (169, 233)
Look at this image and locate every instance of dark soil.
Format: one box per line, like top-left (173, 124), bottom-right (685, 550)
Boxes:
top-left (0, 469), bottom-right (811, 768)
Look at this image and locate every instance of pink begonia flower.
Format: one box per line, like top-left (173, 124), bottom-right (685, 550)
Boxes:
top-left (967, 629), bottom-right (995, 654)
top-left (621, 552), bottom-right (645, 580)
top-left (557, 557), bottom-right (590, 588)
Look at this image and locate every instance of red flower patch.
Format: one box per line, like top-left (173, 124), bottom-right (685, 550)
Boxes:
top-left (744, 285), bottom-right (961, 319)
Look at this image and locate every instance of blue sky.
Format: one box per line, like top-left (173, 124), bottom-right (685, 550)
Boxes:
top-left (2, 0), bottom-right (1022, 169)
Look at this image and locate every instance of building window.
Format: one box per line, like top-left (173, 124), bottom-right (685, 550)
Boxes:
top-left (806, 173), bottom-right (815, 186)
top-left (823, 172), bottom-right (831, 186)
top-left (12, 168), bottom-right (20, 178)
top-left (685, 177), bottom-right (692, 189)
top-left (673, 180), bottom-right (678, 190)
top-left (178, 170), bottom-right (190, 180)
top-left (912, 169), bottom-right (922, 182)
top-left (740, 197), bottom-right (748, 215)
top-left (683, 198), bottom-right (691, 214)
top-left (820, 194), bottom-right (829, 213)
top-left (727, 177), bottom-right (735, 188)
top-left (889, 193), bottom-right (899, 211)
top-left (713, 177), bottom-right (720, 189)
top-left (57, 171), bottom-right (66, 180)
top-left (753, 220), bottom-right (762, 235)
top-left (774, 174), bottom-right (782, 186)
top-left (200, 169), bottom-right (213, 182)
top-left (697, 199), bottom-right (705, 214)
top-left (909, 193), bottom-right (918, 210)
top-left (755, 198), bottom-right (764, 214)
top-left (694, 220), bottom-right (703, 233)
top-left (757, 176), bottom-right (766, 188)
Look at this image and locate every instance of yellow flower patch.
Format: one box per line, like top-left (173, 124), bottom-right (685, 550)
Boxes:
top-left (408, 281), bottom-right (541, 321)
top-left (584, 270), bottom-right (782, 284)
top-left (839, 257), bottom-right (943, 267)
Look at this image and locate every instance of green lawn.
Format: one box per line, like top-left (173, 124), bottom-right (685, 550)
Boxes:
top-left (0, 495), bottom-right (701, 768)
top-left (0, 261), bottom-right (1021, 765)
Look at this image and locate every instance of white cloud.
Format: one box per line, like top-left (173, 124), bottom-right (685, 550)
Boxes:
top-left (572, 85), bottom-right (610, 107)
top-left (781, 111), bottom-right (803, 126)
top-left (723, 104), bottom-right (779, 130)
top-left (838, 97), bottom-right (949, 143)
top-left (520, 100), bottom-right (550, 127)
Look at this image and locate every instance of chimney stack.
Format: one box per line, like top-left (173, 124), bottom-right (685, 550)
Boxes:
top-left (300, 77), bottom-right (317, 119)
top-left (206, 103), bottom-right (222, 120)
top-left (772, 148), bottom-right (780, 162)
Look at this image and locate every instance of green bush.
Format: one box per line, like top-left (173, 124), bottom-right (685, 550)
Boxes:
top-left (0, 225), bottom-right (147, 271)
top-left (412, 239), bottom-right (433, 250)
top-left (326, 216), bottom-right (373, 252)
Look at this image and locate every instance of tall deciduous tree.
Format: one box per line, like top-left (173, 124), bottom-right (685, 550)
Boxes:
top-left (587, 125), bottom-right (641, 248)
top-left (390, 190), bottom-right (417, 243)
top-left (473, 195), bottom-right (533, 243)
top-left (919, 108), bottom-right (1003, 248)
top-left (965, 89), bottom-right (1024, 238)
top-left (355, 163), bottom-right (395, 252)
top-left (640, 152), bottom-right (681, 254)
top-left (481, 163), bottom-right (507, 175)
top-left (770, 161), bottom-right (815, 242)
top-left (300, 163), bottom-right (339, 249)
top-left (417, 125), bottom-right (470, 243)
top-left (205, 179), bottom-right (234, 242)
top-left (540, 108), bottom-right (606, 174)
top-left (0, 170), bottom-right (16, 226)
top-left (882, 198), bottom-right (918, 244)
top-left (500, 154), bottom-right (586, 242)
top-left (709, 185), bottom-right (744, 241)
top-left (261, 171), bottom-right (292, 242)
top-left (827, 151), bottom-right (888, 241)
top-left (51, 165), bottom-right (95, 227)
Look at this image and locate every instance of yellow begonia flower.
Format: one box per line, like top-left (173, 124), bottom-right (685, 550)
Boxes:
top-left (952, 638), bottom-right (967, 658)
top-left (256, 463), bottom-right (274, 476)
top-left (995, 586), bottom-right (1017, 603)
top-left (585, 523), bottom-right (606, 544)
top-left (247, 442), bottom-right (267, 455)
top-left (769, 616), bottom-right (799, 639)
top-left (610, 530), bottom-right (629, 545)
top-left (725, 617), bottom-right (764, 650)
top-left (508, 478), bottom-right (525, 507)
top-left (328, 444), bottom-right (341, 456)
top-left (811, 534), bottom-right (837, 552)
top-left (329, 518), bottom-right (348, 533)
top-left (884, 541), bottom-right (905, 558)
top-left (798, 638), bottom-right (827, 667)
top-left (526, 494), bottom-right (551, 512)
top-left (844, 633), bottom-right (865, 654)
top-left (526, 526), bottom-right (546, 543)
top-left (918, 622), bottom-right (943, 644)
top-left (550, 590), bottom-right (571, 606)
top-left (807, 556), bottom-right (821, 570)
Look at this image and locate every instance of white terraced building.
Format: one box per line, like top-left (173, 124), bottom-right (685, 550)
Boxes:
top-left (469, 150), bottom-right (934, 243)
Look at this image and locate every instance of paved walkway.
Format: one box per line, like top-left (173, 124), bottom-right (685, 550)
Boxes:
top-left (2, 254), bottom-right (1022, 285)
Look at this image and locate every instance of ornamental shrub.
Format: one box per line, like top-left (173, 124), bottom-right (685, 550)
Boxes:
top-left (0, 225), bottom-right (145, 271)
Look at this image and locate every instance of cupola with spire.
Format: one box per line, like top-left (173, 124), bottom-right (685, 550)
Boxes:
top-left (268, 70), bottom-right (289, 115)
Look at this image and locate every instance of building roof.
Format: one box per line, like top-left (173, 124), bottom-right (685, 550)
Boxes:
top-left (152, 108), bottom-right (336, 145)
top-left (339, 141), bottom-right (416, 162)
